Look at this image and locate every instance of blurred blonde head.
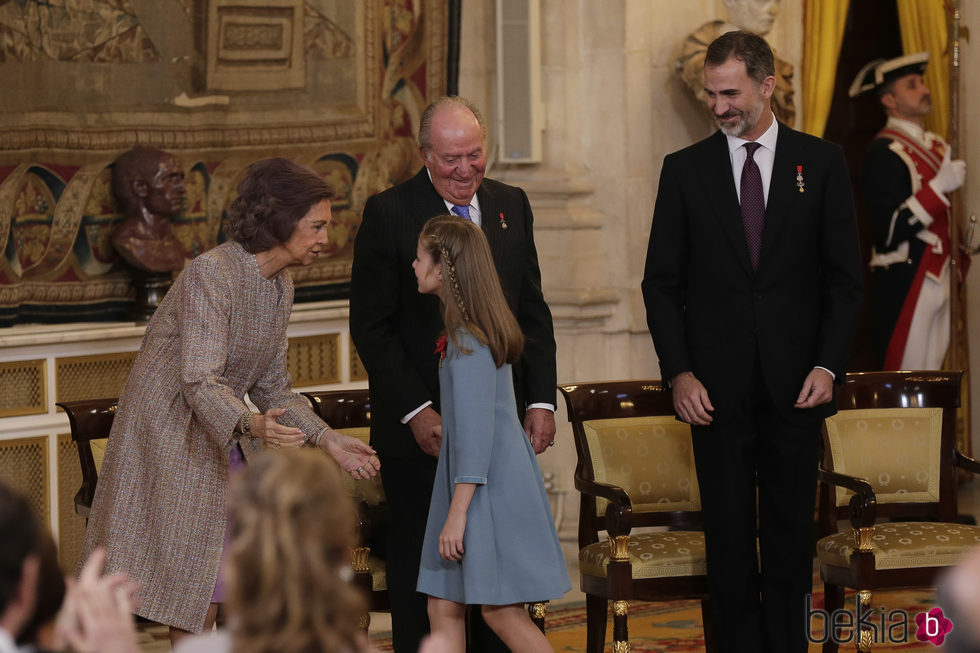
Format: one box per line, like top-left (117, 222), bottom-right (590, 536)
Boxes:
top-left (418, 215), bottom-right (524, 367)
top-left (227, 449), bottom-right (366, 653)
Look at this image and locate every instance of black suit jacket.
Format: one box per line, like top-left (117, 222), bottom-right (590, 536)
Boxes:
top-left (641, 123), bottom-right (863, 425)
top-left (350, 168), bottom-right (557, 459)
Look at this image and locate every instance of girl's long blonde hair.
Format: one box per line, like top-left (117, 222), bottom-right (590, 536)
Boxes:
top-left (419, 215), bottom-right (524, 367)
top-left (227, 449), bottom-right (366, 653)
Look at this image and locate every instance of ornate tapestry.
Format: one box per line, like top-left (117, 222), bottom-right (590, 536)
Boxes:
top-left (0, 0), bottom-right (450, 326)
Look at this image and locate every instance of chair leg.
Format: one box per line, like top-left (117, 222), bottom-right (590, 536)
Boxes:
top-left (822, 583), bottom-right (844, 653)
top-left (700, 599), bottom-right (719, 653)
top-left (351, 546), bottom-right (372, 631)
top-left (856, 590), bottom-right (873, 653)
top-left (585, 594), bottom-right (607, 653)
top-left (527, 601), bottom-right (547, 633)
top-left (612, 600), bottom-right (630, 653)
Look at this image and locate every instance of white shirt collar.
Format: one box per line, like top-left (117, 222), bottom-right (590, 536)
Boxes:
top-left (726, 112), bottom-right (779, 155)
top-left (886, 116), bottom-right (928, 144)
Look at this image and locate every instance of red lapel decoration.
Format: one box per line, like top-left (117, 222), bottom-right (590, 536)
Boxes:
top-left (434, 334), bottom-right (447, 366)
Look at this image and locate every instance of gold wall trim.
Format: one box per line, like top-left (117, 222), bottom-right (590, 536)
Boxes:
top-left (0, 278), bottom-right (133, 305)
top-left (0, 121), bottom-right (378, 154)
top-left (0, 358), bottom-right (46, 417)
top-left (287, 333), bottom-right (341, 386)
top-left (58, 433), bottom-right (86, 573)
top-left (0, 436), bottom-right (49, 525)
top-left (56, 351), bottom-right (137, 403)
top-left (350, 336), bottom-right (368, 382)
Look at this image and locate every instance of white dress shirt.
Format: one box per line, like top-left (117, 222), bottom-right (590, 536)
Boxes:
top-left (726, 112), bottom-right (779, 206)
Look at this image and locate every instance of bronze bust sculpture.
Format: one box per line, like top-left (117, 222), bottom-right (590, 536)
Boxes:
top-left (111, 146), bottom-right (187, 321)
top-left (111, 146), bottom-right (186, 274)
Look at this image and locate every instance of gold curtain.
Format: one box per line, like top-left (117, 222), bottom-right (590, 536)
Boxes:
top-left (898, 1), bottom-right (970, 461)
top-left (896, 0), bottom-right (950, 139)
top-left (801, 0), bottom-right (850, 137)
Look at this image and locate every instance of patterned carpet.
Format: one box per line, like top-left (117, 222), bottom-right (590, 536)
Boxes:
top-left (136, 589), bottom-right (943, 652)
top-left (367, 586), bottom-right (943, 652)
top-left (133, 573), bottom-right (946, 651)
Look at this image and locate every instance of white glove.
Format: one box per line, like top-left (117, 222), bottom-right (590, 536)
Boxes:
top-left (929, 148), bottom-right (967, 195)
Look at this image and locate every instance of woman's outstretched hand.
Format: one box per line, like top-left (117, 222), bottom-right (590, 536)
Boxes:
top-left (321, 430), bottom-right (380, 480)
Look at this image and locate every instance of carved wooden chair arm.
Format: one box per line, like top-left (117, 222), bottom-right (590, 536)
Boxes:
top-left (574, 475), bottom-right (635, 536)
top-left (818, 466), bottom-right (878, 528)
top-left (954, 449), bottom-right (980, 476)
top-left (574, 475), bottom-right (632, 506)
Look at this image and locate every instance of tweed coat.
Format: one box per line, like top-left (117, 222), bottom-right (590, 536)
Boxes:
top-left (81, 241), bottom-right (326, 632)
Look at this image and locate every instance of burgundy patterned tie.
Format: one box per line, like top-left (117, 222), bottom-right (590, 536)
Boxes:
top-left (740, 142), bottom-right (765, 270)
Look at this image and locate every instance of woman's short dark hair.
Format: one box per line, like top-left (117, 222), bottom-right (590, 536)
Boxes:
top-left (225, 158), bottom-right (334, 254)
top-left (705, 30), bottom-right (775, 85)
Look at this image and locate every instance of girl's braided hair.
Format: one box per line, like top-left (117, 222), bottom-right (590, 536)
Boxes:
top-left (418, 215), bottom-right (524, 367)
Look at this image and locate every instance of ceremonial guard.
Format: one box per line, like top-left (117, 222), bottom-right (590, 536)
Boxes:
top-left (850, 52), bottom-right (968, 370)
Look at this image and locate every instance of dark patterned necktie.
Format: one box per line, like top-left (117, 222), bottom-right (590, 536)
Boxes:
top-left (451, 205), bottom-right (471, 221)
top-left (740, 142), bottom-right (765, 270)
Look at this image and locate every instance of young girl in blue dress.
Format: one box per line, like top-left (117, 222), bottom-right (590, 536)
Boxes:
top-left (412, 215), bottom-right (570, 653)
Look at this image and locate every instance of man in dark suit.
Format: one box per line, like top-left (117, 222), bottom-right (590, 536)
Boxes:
top-left (642, 32), bottom-right (862, 653)
top-left (349, 96), bottom-right (557, 653)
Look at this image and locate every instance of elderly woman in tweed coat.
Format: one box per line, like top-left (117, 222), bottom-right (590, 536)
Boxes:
top-left (81, 157), bottom-right (380, 644)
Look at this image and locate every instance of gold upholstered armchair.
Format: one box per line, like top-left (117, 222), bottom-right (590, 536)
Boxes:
top-left (815, 370), bottom-right (980, 653)
top-left (559, 380), bottom-right (716, 653)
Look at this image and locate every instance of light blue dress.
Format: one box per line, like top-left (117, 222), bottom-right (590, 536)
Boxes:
top-left (417, 330), bottom-right (571, 605)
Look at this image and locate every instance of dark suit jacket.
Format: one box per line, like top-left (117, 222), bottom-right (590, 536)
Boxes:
top-left (350, 168), bottom-right (557, 459)
top-left (641, 123), bottom-right (863, 425)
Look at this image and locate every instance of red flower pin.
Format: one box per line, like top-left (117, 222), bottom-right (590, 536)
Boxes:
top-left (434, 335), bottom-right (447, 365)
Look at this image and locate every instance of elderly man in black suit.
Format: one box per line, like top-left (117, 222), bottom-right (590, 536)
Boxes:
top-left (350, 96), bottom-right (557, 653)
top-left (642, 31), bottom-right (862, 653)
